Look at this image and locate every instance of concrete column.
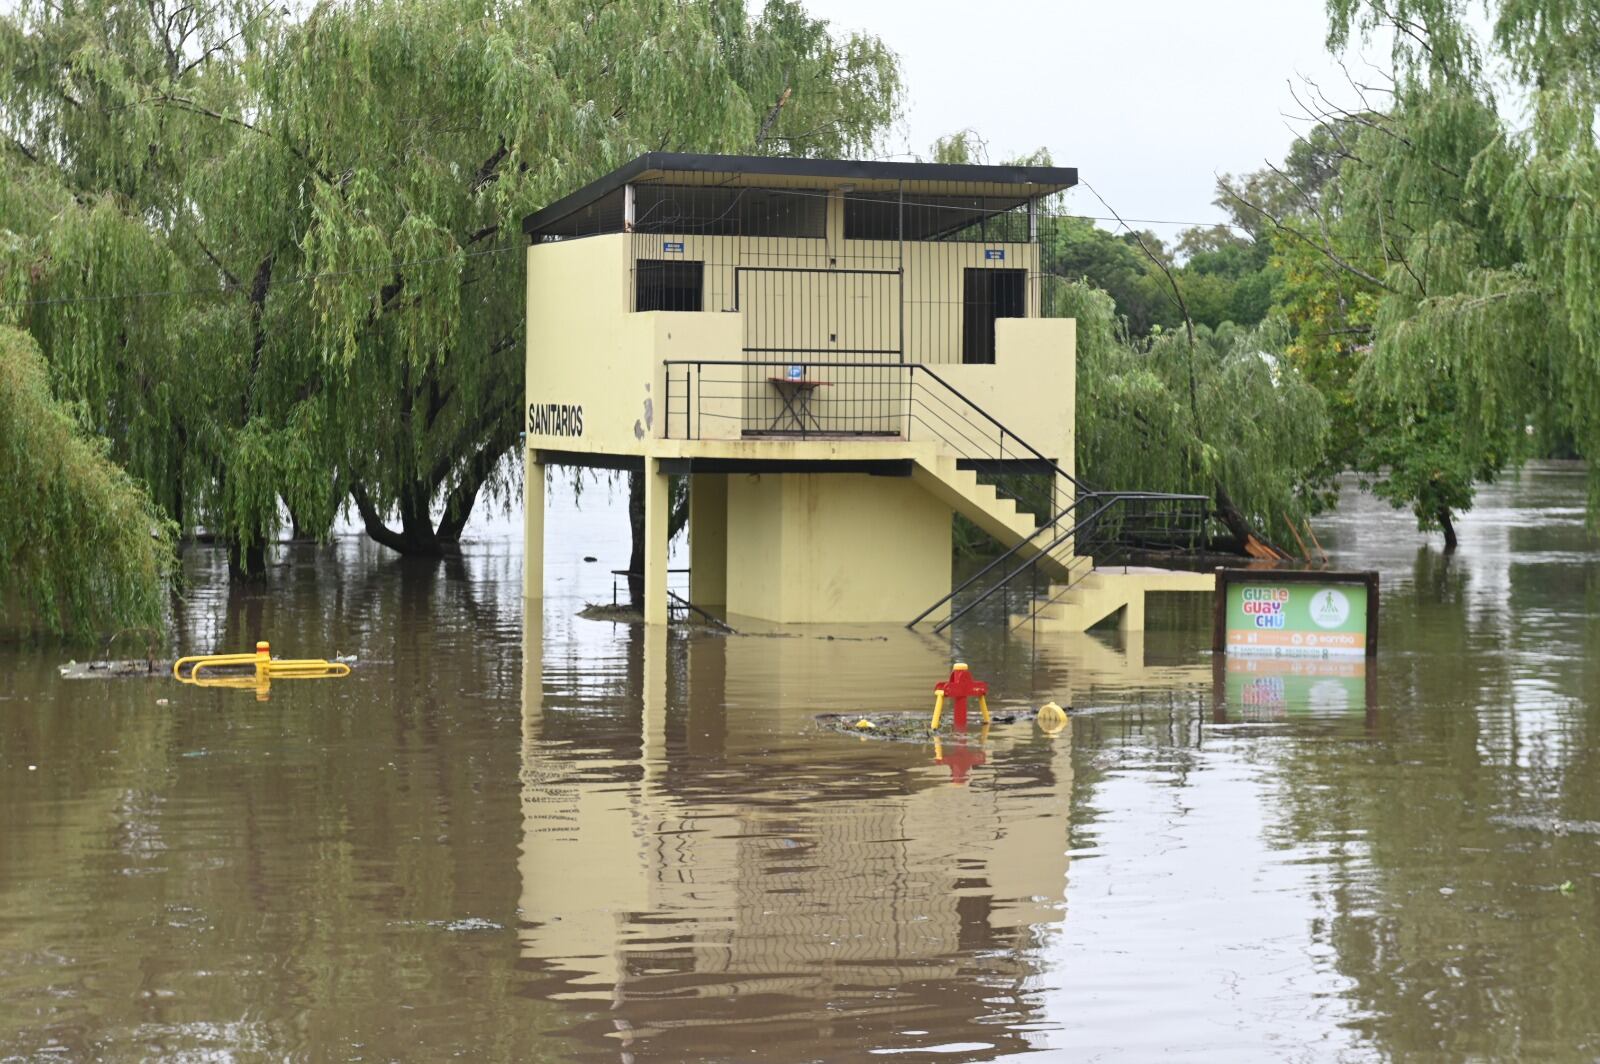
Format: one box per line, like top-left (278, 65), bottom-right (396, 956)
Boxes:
top-left (643, 458), bottom-right (670, 625)
top-left (1117, 590), bottom-right (1146, 634)
top-left (689, 473), bottom-right (728, 607)
top-left (525, 455), bottom-right (544, 603)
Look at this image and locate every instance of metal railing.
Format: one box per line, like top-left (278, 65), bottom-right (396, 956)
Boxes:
top-left (918, 490), bottom-right (1209, 634)
top-left (663, 358), bottom-right (1086, 522)
top-left (661, 358), bottom-right (1209, 634)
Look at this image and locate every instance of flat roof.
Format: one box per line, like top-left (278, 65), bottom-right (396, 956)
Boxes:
top-left (521, 152), bottom-right (1078, 239)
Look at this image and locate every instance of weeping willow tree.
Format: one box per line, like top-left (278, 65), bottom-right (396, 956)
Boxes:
top-left (0, 327), bottom-right (175, 639)
top-left (1056, 280), bottom-right (1330, 550)
top-left (0, 0), bottom-right (900, 580)
top-left (1281, 0), bottom-right (1600, 540)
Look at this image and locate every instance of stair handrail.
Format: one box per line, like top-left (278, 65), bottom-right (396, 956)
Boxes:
top-left (928, 490), bottom-right (1210, 634)
top-left (909, 489), bottom-right (1207, 630)
top-left (907, 490), bottom-right (1102, 629)
top-left (931, 491), bottom-right (1131, 634)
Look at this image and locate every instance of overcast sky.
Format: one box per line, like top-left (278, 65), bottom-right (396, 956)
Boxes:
top-left (802, 0), bottom-right (1376, 239)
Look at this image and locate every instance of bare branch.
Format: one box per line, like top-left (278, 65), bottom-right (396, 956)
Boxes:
top-left (1219, 178), bottom-right (1399, 294)
top-left (754, 80), bottom-right (792, 148)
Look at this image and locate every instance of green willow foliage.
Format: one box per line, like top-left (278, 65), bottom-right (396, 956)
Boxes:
top-left (1056, 280), bottom-right (1330, 546)
top-left (0, 327), bottom-right (175, 639)
top-left (1324, 0), bottom-right (1600, 516)
top-left (0, 0), bottom-right (900, 578)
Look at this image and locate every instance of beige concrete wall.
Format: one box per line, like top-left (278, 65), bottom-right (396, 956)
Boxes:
top-left (524, 235), bottom-right (639, 453)
top-left (688, 474), bottom-right (728, 606)
top-left (526, 235), bottom-right (743, 451)
top-left (528, 232), bottom-right (1068, 454)
top-left (724, 473), bottom-right (952, 623)
top-left (937, 317), bottom-right (1077, 471)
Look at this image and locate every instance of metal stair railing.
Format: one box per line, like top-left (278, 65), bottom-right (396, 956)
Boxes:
top-left (932, 491), bottom-right (1126, 634)
top-left (989, 492), bottom-right (1209, 634)
top-left (907, 490), bottom-right (1102, 629)
top-left (915, 490), bottom-right (1209, 634)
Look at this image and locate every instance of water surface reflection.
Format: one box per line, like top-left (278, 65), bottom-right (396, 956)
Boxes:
top-left (2, 464), bottom-right (1598, 1060)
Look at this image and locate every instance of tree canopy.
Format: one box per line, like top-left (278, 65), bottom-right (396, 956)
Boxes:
top-left (1251, 0), bottom-right (1600, 538)
top-left (0, 0), bottom-right (900, 579)
top-left (0, 326), bottom-right (175, 639)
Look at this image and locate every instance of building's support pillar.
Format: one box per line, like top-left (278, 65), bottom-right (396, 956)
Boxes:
top-left (644, 457), bottom-right (670, 625)
top-left (689, 473), bottom-right (728, 607)
top-left (525, 454), bottom-right (544, 604)
top-left (1117, 590), bottom-right (1146, 634)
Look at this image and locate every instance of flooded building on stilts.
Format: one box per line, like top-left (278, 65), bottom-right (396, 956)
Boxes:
top-left (521, 154), bottom-right (1211, 629)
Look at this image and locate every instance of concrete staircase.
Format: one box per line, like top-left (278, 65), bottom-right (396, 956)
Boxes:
top-left (1017, 565), bottom-right (1217, 632)
top-left (910, 453), bottom-right (1071, 581)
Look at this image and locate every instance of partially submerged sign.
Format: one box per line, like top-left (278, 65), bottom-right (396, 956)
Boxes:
top-left (1213, 568), bottom-right (1379, 660)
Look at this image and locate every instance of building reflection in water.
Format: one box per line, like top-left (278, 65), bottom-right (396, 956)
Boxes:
top-left (514, 609), bottom-right (1179, 1060)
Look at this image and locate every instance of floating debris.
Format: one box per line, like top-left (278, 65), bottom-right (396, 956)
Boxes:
top-left (58, 659), bottom-right (171, 680)
top-left (817, 705), bottom-right (1064, 743)
top-left (1491, 814), bottom-right (1600, 836)
top-left (439, 917), bottom-right (504, 933)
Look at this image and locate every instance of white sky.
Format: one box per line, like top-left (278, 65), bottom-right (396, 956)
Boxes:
top-left (802, 0), bottom-right (1379, 239)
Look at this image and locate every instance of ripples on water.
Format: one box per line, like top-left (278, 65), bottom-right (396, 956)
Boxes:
top-left (1, 463), bottom-right (1597, 1061)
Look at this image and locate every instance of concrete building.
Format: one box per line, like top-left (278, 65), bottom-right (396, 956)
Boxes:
top-left (521, 153), bottom-right (1211, 627)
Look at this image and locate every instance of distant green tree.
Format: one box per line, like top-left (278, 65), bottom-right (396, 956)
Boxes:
top-left (0, 326), bottom-right (175, 640)
top-left (1041, 217), bottom-right (1182, 337)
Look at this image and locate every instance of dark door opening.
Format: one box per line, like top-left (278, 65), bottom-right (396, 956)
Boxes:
top-left (636, 259), bottom-right (704, 312)
top-left (962, 268), bottom-right (1026, 364)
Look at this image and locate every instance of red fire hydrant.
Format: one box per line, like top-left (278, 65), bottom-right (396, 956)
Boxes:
top-left (930, 662), bottom-right (990, 732)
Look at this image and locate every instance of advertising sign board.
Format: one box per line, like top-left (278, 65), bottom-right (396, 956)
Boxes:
top-left (1213, 569), bottom-right (1379, 660)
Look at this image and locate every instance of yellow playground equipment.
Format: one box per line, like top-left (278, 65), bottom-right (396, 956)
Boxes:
top-left (173, 641), bottom-right (349, 698)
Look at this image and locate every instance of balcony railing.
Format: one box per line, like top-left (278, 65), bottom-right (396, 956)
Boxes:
top-left (663, 357), bottom-right (1081, 520)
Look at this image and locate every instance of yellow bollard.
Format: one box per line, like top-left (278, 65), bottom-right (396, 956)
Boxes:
top-left (255, 641), bottom-right (271, 683)
top-left (978, 695), bottom-right (991, 725)
top-left (1036, 701), bottom-right (1068, 735)
top-left (930, 690), bottom-right (946, 730)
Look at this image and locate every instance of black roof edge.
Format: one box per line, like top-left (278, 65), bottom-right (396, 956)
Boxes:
top-left (521, 152), bottom-right (1079, 238)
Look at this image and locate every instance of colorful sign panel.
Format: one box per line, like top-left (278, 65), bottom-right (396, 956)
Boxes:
top-left (1214, 569), bottom-right (1378, 660)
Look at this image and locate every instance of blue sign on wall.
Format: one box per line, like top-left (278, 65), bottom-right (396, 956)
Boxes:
top-left (984, 249), bottom-right (1005, 261)
top-left (663, 241), bottom-right (685, 253)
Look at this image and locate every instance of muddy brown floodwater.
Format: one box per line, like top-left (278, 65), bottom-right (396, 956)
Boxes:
top-left (3, 462), bottom-right (1599, 1062)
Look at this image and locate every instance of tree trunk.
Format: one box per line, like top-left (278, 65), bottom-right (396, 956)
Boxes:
top-left (1438, 507), bottom-right (1458, 552)
top-left (626, 473), bottom-right (692, 608)
top-left (228, 538), bottom-right (269, 582)
top-left (351, 483), bottom-right (443, 557)
top-left (627, 470), bottom-right (645, 608)
top-left (286, 501), bottom-right (314, 543)
top-left (1213, 481), bottom-right (1292, 560)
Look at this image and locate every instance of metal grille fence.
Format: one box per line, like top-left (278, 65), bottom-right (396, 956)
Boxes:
top-left (525, 174), bottom-right (1066, 368)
